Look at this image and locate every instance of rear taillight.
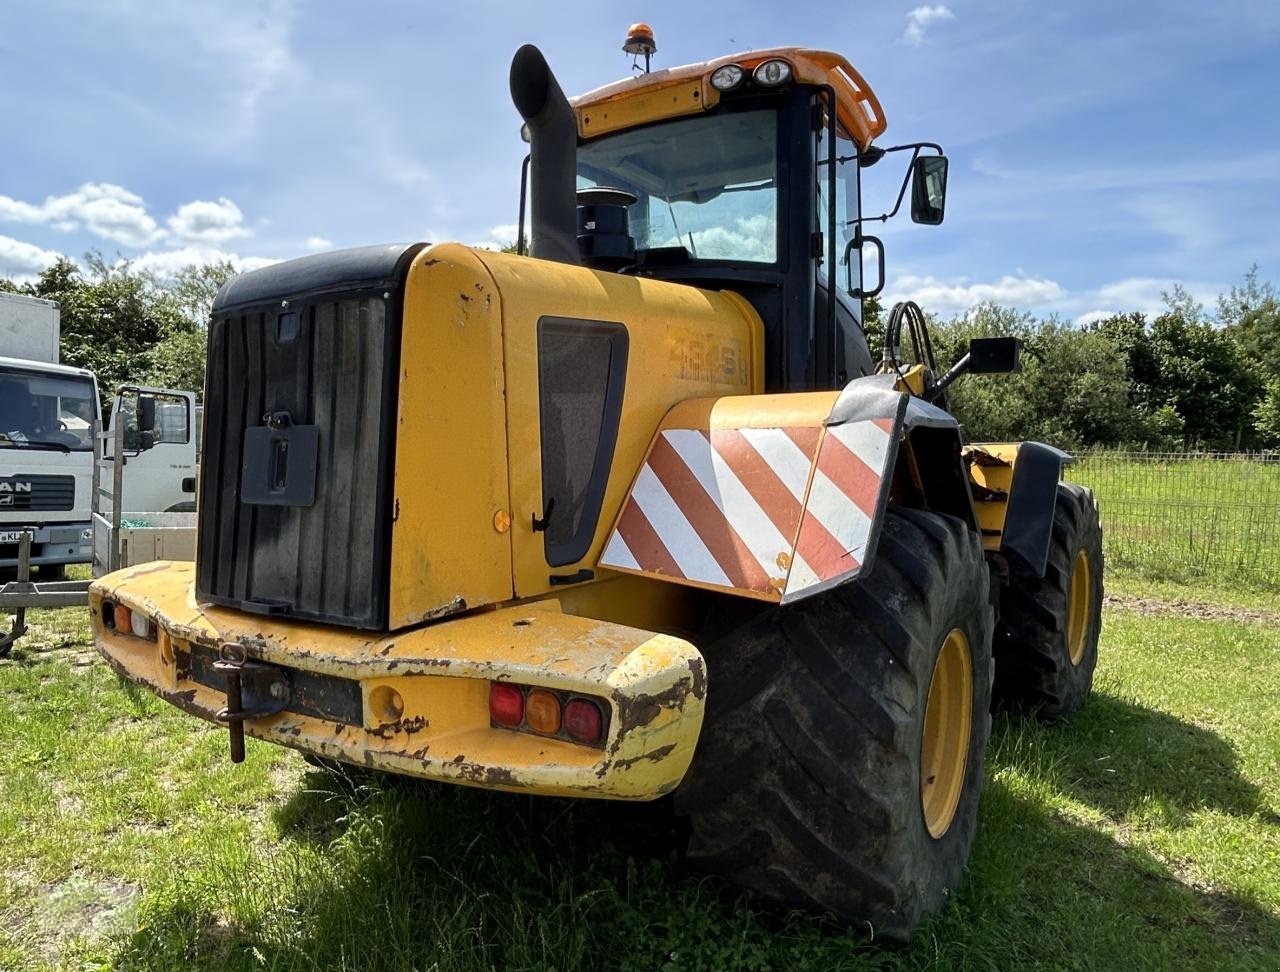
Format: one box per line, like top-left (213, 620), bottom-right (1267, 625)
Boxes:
top-left (525, 689), bottom-right (561, 734)
top-left (488, 683), bottom-right (524, 727)
top-left (100, 599), bottom-right (155, 641)
top-left (563, 698), bottom-right (604, 745)
top-left (488, 681), bottom-right (608, 747)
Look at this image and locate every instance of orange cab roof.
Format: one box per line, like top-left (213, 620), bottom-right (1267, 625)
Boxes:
top-left (571, 47), bottom-right (887, 149)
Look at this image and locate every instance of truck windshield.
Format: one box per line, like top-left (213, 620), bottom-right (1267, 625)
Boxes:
top-left (577, 109), bottom-right (779, 263)
top-left (0, 366), bottom-right (96, 451)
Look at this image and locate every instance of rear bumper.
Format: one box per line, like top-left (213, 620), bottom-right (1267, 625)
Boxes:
top-left (90, 562), bottom-right (706, 800)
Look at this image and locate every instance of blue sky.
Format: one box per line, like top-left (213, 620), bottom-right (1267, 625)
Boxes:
top-left (2, 1), bottom-right (1278, 320)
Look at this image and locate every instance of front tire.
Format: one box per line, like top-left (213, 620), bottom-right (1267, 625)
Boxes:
top-left (993, 482), bottom-right (1103, 719)
top-left (675, 507), bottom-right (994, 941)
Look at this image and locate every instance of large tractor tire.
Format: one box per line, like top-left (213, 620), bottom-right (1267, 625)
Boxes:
top-left (675, 507), bottom-right (994, 942)
top-left (993, 482), bottom-right (1103, 720)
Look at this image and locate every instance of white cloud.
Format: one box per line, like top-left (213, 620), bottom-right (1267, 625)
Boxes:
top-left (1075, 309), bottom-right (1117, 327)
top-left (0, 183), bottom-right (163, 246)
top-left (304, 236), bottom-right (333, 251)
top-left (888, 273), bottom-right (1065, 315)
top-left (904, 5), bottom-right (955, 46)
top-left (0, 234), bottom-right (64, 279)
top-left (488, 224), bottom-right (519, 243)
top-left (166, 198), bottom-right (248, 244)
top-left (127, 245), bottom-right (278, 279)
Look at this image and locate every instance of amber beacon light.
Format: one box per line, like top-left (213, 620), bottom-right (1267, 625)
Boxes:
top-left (623, 22), bottom-right (657, 71)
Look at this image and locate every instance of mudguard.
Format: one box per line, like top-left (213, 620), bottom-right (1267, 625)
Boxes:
top-left (966, 441), bottom-right (1071, 577)
top-left (598, 374), bottom-right (959, 604)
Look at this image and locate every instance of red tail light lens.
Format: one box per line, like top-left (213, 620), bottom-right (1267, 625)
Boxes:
top-left (563, 698), bottom-right (604, 744)
top-left (488, 683), bottom-right (524, 727)
top-left (113, 603), bottom-right (132, 634)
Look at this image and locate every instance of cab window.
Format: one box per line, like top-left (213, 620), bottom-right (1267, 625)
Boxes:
top-left (577, 110), bottom-right (779, 264)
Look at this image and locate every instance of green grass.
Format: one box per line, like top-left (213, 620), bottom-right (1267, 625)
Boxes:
top-left (1, 592), bottom-right (1278, 971)
top-left (1072, 453), bottom-right (1280, 591)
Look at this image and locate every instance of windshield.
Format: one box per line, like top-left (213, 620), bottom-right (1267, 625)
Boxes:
top-left (0, 366), bottom-right (96, 451)
top-left (577, 109), bottom-right (779, 263)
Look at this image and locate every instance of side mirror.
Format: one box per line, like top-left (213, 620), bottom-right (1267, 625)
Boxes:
top-left (926, 335), bottom-right (1022, 404)
top-left (968, 336), bottom-right (1022, 374)
top-left (910, 155), bottom-right (949, 225)
top-left (137, 395), bottom-right (157, 434)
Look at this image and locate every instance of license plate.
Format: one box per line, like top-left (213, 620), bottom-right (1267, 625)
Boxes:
top-left (0, 530), bottom-right (31, 543)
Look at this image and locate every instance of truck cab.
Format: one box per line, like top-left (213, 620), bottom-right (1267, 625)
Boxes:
top-left (0, 355), bottom-right (99, 572)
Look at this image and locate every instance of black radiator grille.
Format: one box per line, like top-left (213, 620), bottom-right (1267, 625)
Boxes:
top-left (197, 243), bottom-right (421, 629)
top-left (0, 474), bottom-right (75, 511)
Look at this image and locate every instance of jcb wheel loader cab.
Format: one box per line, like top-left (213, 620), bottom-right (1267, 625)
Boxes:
top-left (566, 46), bottom-right (884, 392)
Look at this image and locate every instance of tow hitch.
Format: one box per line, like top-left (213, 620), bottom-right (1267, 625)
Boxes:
top-left (213, 642), bottom-right (290, 762)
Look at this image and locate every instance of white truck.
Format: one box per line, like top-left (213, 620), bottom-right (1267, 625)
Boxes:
top-left (0, 291), bottom-right (198, 576)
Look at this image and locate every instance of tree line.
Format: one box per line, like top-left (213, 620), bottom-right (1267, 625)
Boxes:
top-left (4, 257), bottom-right (1278, 450)
top-left (866, 267), bottom-right (1280, 450)
top-left (1, 255), bottom-right (233, 401)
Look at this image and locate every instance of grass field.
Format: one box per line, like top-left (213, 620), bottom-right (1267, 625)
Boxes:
top-left (1, 573), bottom-right (1278, 971)
top-left (1072, 452), bottom-right (1280, 590)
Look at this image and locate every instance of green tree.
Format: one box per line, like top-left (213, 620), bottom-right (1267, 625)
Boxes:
top-left (932, 304), bottom-right (1143, 449)
top-left (1144, 287), bottom-right (1261, 449)
top-left (1220, 265), bottom-right (1280, 379)
top-left (142, 260), bottom-right (237, 392)
top-left (1252, 378), bottom-right (1280, 448)
top-left (16, 255), bottom-right (188, 400)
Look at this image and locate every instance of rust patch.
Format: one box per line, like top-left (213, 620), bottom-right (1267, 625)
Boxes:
top-left (687, 656), bottom-right (707, 699)
top-left (609, 743), bottom-right (677, 774)
top-left (367, 715), bottom-right (429, 739)
top-left (421, 597), bottom-right (467, 623)
top-left (615, 676), bottom-right (696, 730)
top-left (453, 760), bottom-right (524, 787)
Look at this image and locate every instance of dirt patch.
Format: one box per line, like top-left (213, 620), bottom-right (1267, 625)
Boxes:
top-left (3, 869), bottom-right (139, 964)
top-left (1105, 594), bottom-right (1280, 625)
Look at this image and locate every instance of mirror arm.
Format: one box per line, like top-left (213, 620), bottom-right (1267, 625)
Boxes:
top-left (847, 142), bottom-right (945, 227)
top-left (925, 353), bottom-right (971, 403)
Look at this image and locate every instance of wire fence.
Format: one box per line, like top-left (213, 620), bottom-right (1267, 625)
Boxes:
top-left (1070, 450), bottom-right (1280, 591)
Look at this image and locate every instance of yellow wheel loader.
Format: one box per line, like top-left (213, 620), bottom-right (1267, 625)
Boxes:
top-left (90, 27), bottom-right (1104, 939)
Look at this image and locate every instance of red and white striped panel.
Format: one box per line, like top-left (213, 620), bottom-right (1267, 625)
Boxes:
top-left (599, 417), bottom-right (896, 602)
top-left (782, 417), bottom-right (895, 599)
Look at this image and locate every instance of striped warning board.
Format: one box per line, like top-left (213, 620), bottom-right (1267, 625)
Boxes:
top-left (599, 416), bottom-right (897, 602)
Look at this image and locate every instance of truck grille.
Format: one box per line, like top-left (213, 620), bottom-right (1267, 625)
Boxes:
top-left (196, 243), bottom-right (423, 629)
top-left (0, 474), bottom-right (75, 511)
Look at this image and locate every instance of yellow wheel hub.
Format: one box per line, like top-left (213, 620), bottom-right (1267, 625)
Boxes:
top-left (920, 629), bottom-right (973, 839)
top-left (1067, 549), bottom-right (1092, 666)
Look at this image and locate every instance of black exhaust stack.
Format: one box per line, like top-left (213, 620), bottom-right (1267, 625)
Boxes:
top-left (510, 45), bottom-right (581, 265)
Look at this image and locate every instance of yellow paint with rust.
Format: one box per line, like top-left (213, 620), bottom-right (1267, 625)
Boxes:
top-left (385, 244), bottom-right (763, 624)
top-left (572, 47), bottom-right (887, 149)
top-left (965, 443), bottom-right (1020, 551)
top-left (90, 562), bottom-right (706, 800)
top-left (469, 248), bottom-right (764, 602)
top-left (389, 244), bottom-right (513, 628)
